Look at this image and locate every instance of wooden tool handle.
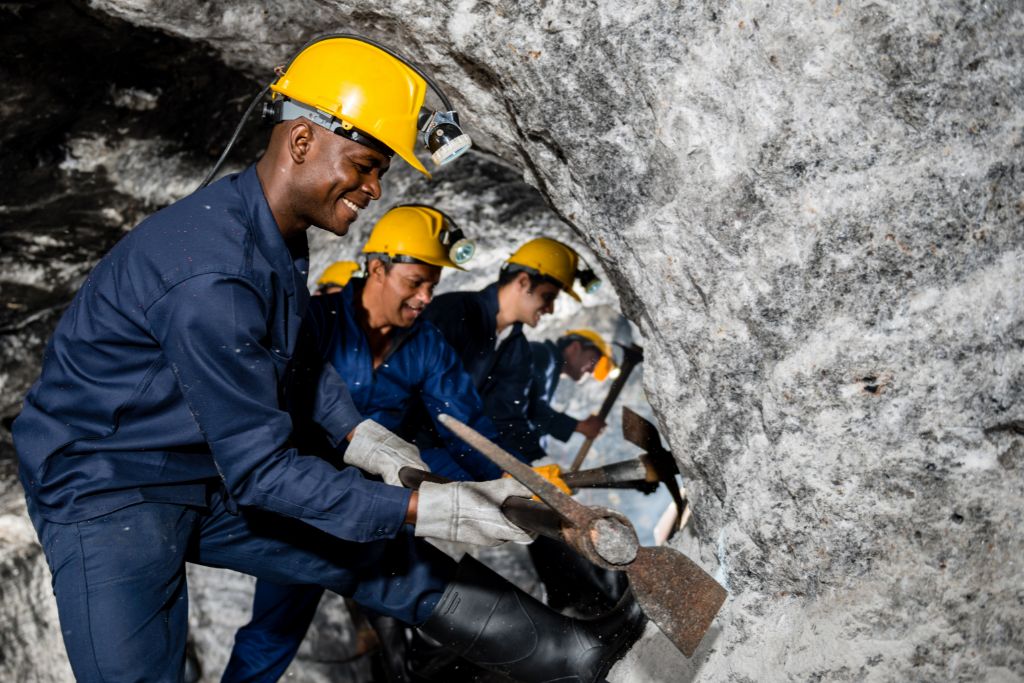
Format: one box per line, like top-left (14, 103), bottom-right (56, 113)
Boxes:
top-left (568, 439), bottom-right (593, 473)
top-left (562, 458), bottom-right (655, 490)
top-left (499, 499), bottom-right (564, 541)
top-left (569, 344), bottom-right (644, 472)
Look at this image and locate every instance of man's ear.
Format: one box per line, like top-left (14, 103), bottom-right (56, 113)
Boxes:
top-left (367, 259), bottom-right (387, 281)
top-left (515, 271), bottom-right (532, 292)
top-left (565, 340), bottom-right (584, 363)
top-left (287, 120), bottom-right (316, 165)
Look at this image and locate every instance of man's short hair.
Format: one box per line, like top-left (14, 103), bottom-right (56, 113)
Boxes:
top-left (498, 265), bottom-right (561, 292)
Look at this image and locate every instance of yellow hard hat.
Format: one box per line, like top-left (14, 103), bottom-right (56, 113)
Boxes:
top-left (362, 205), bottom-right (476, 270)
top-left (504, 238), bottom-right (586, 301)
top-left (317, 261), bottom-right (362, 288)
top-left (270, 36), bottom-right (431, 176)
top-left (565, 329), bottom-right (617, 381)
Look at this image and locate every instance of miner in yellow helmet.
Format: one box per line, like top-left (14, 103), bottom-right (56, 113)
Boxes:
top-left (520, 327), bottom-right (628, 618)
top-left (315, 260), bottom-right (362, 295)
top-left (225, 210), bottom-right (641, 682)
top-left (527, 328), bottom-right (616, 449)
top-left (421, 237), bottom-right (602, 463)
top-left (419, 241), bottom-right (634, 621)
top-left (15, 31), bottom-right (643, 682)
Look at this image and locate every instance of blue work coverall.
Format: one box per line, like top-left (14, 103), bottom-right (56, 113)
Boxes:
top-left (528, 338), bottom-right (580, 448)
top-left (421, 287), bottom-right (625, 616)
top-left (419, 283), bottom-right (547, 462)
top-left (12, 165), bottom-right (454, 682)
top-left (223, 279), bottom-right (506, 681)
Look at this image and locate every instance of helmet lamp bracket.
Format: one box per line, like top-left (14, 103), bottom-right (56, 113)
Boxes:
top-left (576, 264), bottom-right (602, 294)
top-left (439, 224), bottom-right (475, 265)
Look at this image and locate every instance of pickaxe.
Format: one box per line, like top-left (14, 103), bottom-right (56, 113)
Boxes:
top-left (431, 413), bottom-right (727, 658)
top-left (621, 406), bottom-right (687, 537)
top-left (561, 407), bottom-right (681, 494)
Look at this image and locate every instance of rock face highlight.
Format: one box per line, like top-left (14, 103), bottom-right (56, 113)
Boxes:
top-left (1, 1), bottom-right (1022, 681)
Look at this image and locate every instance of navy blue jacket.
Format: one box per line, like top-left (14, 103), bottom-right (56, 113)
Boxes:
top-left (304, 281), bottom-right (502, 480)
top-left (13, 165), bottom-right (411, 542)
top-left (528, 339), bottom-right (578, 443)
top-left (421, 283), bottom-right (544, 462)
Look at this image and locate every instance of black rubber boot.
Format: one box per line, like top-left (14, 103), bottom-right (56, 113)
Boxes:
top-left (419, 555), bottom-right (646, 683)
top-left (528, 535), bottom-right (628, 617)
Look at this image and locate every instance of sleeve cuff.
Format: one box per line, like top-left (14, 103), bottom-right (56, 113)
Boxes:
top-left (362, 482), bottom-right (413, 540)
top-left (315, 366), bottom-right (364, 446)
top-left (549, 412), bottom-right (578, 442)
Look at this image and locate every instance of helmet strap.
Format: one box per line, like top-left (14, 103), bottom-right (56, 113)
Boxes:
top-left (276, 99), bottom-right (395, 158)
top-left (364, 253), bottom-right (430, 267)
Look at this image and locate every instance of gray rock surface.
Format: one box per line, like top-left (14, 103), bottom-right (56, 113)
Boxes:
top-left (2, 0), bottom-right (1022, 681)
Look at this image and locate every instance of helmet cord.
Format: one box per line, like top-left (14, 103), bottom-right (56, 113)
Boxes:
top-left (197, 81), bottom-right (273, 190)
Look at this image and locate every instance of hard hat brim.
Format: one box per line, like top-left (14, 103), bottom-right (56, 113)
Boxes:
top-left (389, 144), bottom-right (431, 178)
top-left (562, 286), bottom-right (582, 302)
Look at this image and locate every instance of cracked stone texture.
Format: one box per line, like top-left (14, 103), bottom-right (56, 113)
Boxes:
top-left (2, 0), bottom-right (1023, 681)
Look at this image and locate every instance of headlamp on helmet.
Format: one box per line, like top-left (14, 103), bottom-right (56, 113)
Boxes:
top-left (576, 264), bottom-right (602, 294)
top-left (418, 109), bottom-right (472, 166)
top-left (439, 221), bottom-right (476, 266)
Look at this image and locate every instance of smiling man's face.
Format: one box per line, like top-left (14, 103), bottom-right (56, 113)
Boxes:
top-left (299, 129), bottom-right (391, 237)
top-left (369, 261), bottom-right (442, 328)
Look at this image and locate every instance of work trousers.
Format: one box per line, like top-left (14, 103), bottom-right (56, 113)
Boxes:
top-left (26, 487), bottom-right (455, 683)
top-left (220, 446), bottom-right (472, 682)
top-left (222, 580), bottom-right (324, 682)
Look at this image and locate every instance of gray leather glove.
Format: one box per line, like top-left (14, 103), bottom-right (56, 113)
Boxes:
top-left (414, 478), bottom-right (535, 546)
top-left (344, 419), bottom-right (429, 487)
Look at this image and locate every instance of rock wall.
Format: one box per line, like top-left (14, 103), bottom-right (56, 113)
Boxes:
top-left (1, 0), bottom-right (1022, 681)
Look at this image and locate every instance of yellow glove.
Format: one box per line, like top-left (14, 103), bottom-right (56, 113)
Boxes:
top-left (504, 464), bottom-right (572, 498)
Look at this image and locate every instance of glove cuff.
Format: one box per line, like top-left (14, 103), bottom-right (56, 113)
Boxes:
top-left (413, 481), bottom-right (455, 540)
top-left (349, 419), bottom-right (389, 455)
